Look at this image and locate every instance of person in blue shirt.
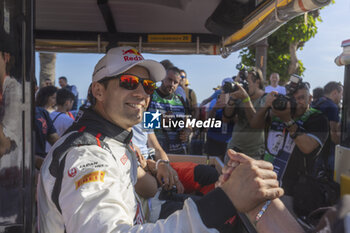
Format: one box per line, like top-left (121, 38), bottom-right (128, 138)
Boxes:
top-left (205, 80), bottom-right (235, 161)
top-left (59, 76), bottom-right (79, 111)
top-left (312, 81), bottom-right (343, 178)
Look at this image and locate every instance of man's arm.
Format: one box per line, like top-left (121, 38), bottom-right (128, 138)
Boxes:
top-left (247, 198), bottom-right (304, 233)
top-left (273, 104), bottom-right (329, 154)
top-left (223, 85), bottom-right (258, 124)
top-left (250, 92), bottom-right (277, 129)
top-left (208, 94), bottom-right (226, 118)
top-left (43, 146), bottom-right (284, 233)
top-left (329, 121), bottom-right (341, 145)
top-left (222, 99), bottom-right (236, 121)
top-left (285, 123), bottom-right (320, 154)
top-left (134, 145), bottom-right (158, 198)
top-left (147, 132), bottom-right (184, 193)
top-left (147, 132), bottom-right (168, 161)
top-left (199, 96), bottom-right (213, 107)
top-left (218, 149), bottom-right (302, 233)
top-left (135, 166), bottom-right (158, 198)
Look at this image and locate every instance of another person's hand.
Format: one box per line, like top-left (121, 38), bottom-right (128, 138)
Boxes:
top-left (220, 150), bottom-right (283, 213)
top-left (169, 166), bottom-right (184, 194)
top-left (134, 145), bottom-right (147, 169)
top-left (157, 162), bottom-right (174, 190)
top-left (229, 83), bottom-right (249, 100)
top-left (264, 91), bottom-right (278, 108)
top-left (271, 101), bottom-right (292, 122)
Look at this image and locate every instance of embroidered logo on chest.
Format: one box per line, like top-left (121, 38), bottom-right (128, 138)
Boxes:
top-left (68, 167), bottom-right (77, 177)
top-left (120, 154), bottom-right (128, 165)
top-left (75, 171), bottom-right (105, 189)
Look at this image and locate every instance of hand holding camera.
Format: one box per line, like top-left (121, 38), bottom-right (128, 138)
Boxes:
top-left (264, 91), bottom-right (278, 108)
top-left (227, 83), bottom-right (249, 101)
top-left (271, 100), bottom-right (293, 122)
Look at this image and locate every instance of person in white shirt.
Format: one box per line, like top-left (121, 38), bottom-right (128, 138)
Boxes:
top-left (265, 73), bottom-right (286, 95)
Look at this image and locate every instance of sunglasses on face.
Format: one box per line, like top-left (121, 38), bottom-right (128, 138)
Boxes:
top-left (117, 74), bottom-right (156, 95)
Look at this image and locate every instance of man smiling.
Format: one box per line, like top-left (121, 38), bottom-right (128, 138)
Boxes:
top-left (37, 46), bottom-right (298, 233)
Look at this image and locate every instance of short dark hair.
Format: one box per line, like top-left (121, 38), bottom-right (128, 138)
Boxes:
top-left (167, 66), bottom-right (181, 76)
top-left (248, 67), bottom-right (264, 90)
top-left (59, 76), bottom-right (67, 82)
top-left (296, 82), bottom-right (310, 92)
top-left (56, 88), bottom-right (75, 106)
top-left (179, 69), bottom-right (187, 76)
top-left (35, 86), bottom-right (58, 107)
top-left (323, 81), bottom-right (342, 95)
top-left (160, 59), bottom-right (174, 70)
top-left (312, 87), bottom-right (324, 100)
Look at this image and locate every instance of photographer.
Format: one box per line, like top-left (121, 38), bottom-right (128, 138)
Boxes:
top-left (250, 76), bottom-right (329, 216)
top-left (223, 66), bottom-right (266, 160)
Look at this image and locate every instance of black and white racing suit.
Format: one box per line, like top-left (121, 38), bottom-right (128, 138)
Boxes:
top-left (37, 108), bottom-right (237, 233)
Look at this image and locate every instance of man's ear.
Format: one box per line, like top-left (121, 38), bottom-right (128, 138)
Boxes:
top-left (91, 82), bottom-right (105, 102)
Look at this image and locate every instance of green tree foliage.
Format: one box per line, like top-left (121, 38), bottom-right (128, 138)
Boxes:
top-left (239, 11), bottom-right (322, 83)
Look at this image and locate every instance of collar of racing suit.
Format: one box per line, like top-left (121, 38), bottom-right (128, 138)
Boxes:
top-left (66, 107), bottom-right (133, 145)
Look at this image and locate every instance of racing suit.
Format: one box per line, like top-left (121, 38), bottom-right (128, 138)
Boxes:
top-left (37, 107), bottom-right (237, 233)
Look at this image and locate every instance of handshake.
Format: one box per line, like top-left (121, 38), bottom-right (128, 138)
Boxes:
top-left (216, 149), bottom-right (284, 216)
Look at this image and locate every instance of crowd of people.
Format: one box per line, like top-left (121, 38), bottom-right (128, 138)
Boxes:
top-left (0, 39), bottom-right (345, 232)
top-left (29, 46), bottom-right (348, 233)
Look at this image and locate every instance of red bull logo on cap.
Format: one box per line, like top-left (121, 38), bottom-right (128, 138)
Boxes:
top-left (123, 48), bottom-right (141, 56)
top-left (122, 48), bottom-right (144, 62)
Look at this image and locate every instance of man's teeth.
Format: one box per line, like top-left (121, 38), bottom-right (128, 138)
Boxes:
top-left (128, 103), bottom-right (143, 108)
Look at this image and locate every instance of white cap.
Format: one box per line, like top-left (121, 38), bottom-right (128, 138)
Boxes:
top-left (92, 46), bottom-right (166, 82)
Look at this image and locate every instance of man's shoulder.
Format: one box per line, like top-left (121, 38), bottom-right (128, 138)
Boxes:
top-left (151, 91), bottom-right (183, 106)
top-left (303, 108), bottom-right (328, 125)
top-left (36, 107), bottom-right (50, 117)
top-left (51, 131), bottom-right (114, 158)
top-left (316, 97), bottom-right (336, 108)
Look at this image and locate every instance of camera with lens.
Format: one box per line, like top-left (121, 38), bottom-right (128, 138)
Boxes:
top-left (286, 74), bottom-right (303, 96)
top-left (222, 63), bottom-right (249, 93)
top-left (222, 80), bottom-right (249, 93)
top-left (272, 94), bottom-right (296, 115)
top-left (236, 63), bottom-right (248, 80)
top-left (272, 74), bottom-right (302, 116)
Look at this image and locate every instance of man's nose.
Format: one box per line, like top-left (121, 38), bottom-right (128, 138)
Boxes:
top-left (134, 83), bottom-right (148, 98)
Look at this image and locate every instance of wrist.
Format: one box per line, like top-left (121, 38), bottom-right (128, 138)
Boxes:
top-left (283, 119), bottom-right (295, 128)
top-left (146, 160), bottom-right (157, 175)
top-left (254, 200), bottom-right (271, 227)
top-left (242, 96), bottom-right (250, 103)
top-left (289, 124), bottom-right (301, 139)
top-left (156, 159), bottom-right (169, 170)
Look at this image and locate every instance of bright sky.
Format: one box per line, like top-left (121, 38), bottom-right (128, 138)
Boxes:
top-left (35, 0), bottom-right (350, 103)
